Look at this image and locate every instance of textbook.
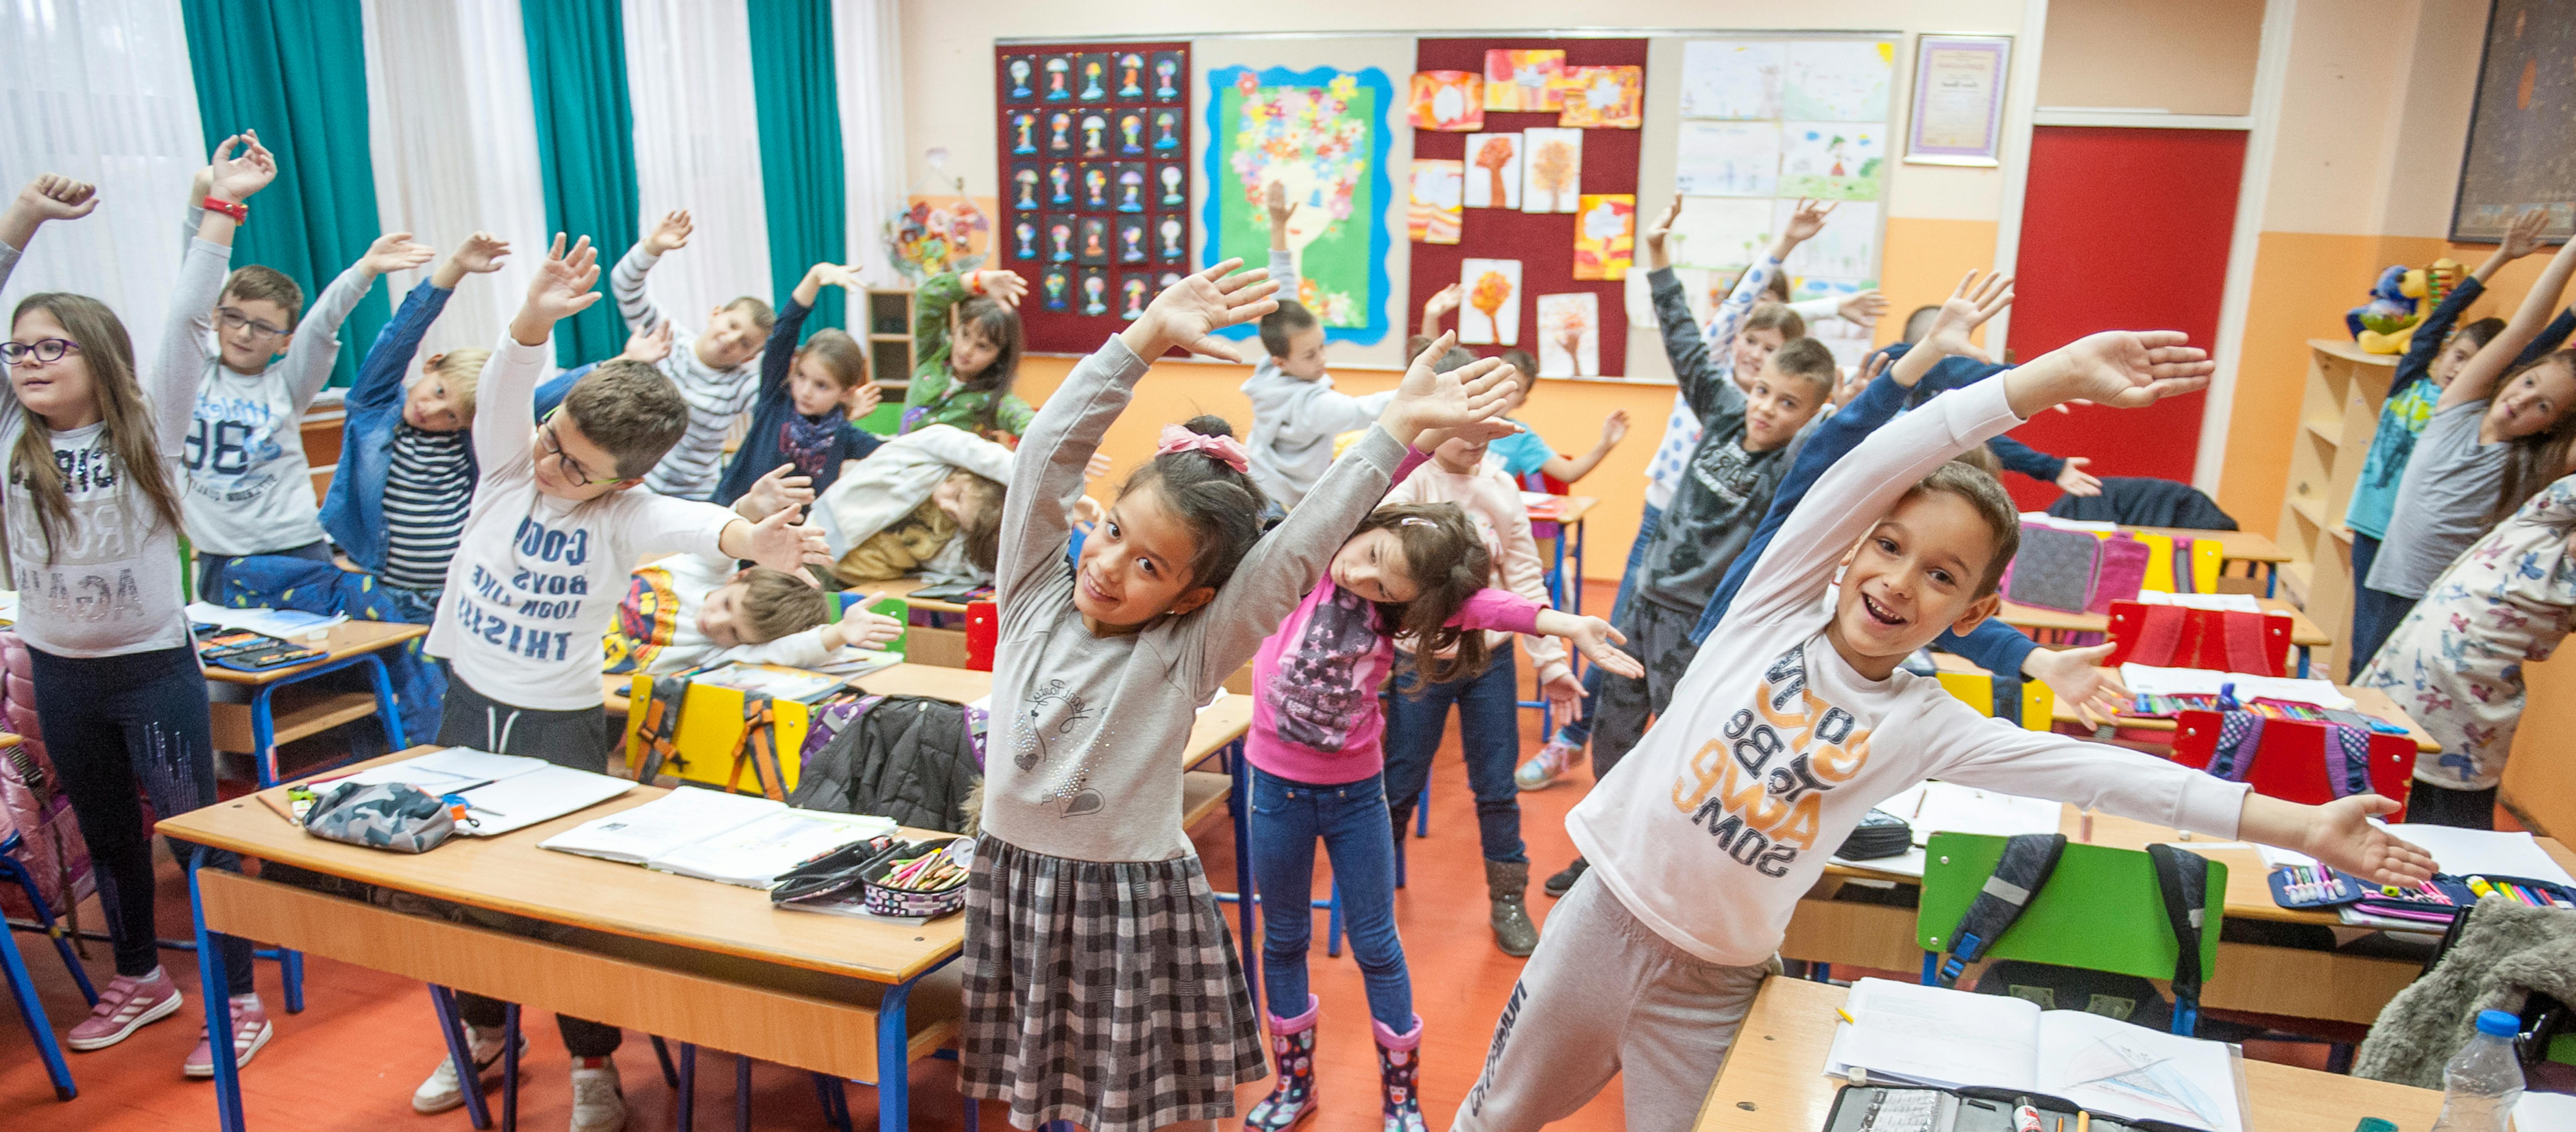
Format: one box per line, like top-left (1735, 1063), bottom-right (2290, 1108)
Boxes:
top-left (691, 661), bottom-right (849, 703)
top-left (539, 787), bottom-right (896, 888)
top-left (1824, 979), bottom-right (2247, 1132)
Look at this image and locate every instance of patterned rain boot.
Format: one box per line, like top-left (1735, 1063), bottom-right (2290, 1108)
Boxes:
top-left (1244, 994), bottom-right (1319, 1132)
top-left (1485, 858), bottom-right (1539, 957)
top-left (1373, 1015), bottom-right (1427, 1132)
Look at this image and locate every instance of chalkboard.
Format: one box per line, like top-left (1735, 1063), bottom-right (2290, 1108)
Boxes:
top-left (2451, 0), bottom-right (2576, 243)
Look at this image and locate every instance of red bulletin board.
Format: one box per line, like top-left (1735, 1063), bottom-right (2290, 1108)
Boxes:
top-left (994, 41), bottom-right (1193, 354)
top-left (1410, 38), bottom-right (1645, 375)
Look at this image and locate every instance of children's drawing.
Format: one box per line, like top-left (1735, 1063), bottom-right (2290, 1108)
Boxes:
top-left (1521, 127), bottom-right (1582, 214)
top-left (1679, 40), bottom-right (1784, 119)
top-left (1667, 196), bottom-right (1774, 270)
top-left (1574, 194), bottom-right (1634, 280)
top-left (1463, 132), bottom-right (1522, 209)
top-left (1208, 66), bottom-right (1394, 338)
top-left (1674, 121), bottom-right (1780, 197)
top-left (1460, 258), bottom-right (1522, 346)
top-left (1535, 293), bottom-right (1600, 377)
top-left (1556, 66), bottom-right (1643, 129)
top-left (1483, 49), bottom-right (1566, 111)
top-left (1409, 159), bottom-right (1465, 245)
top-left (1775, 198), bottom-right (1877, 279)
top-left (1784, 40), bottom-right (1895, 122)
top-left (1779, 123), bottom-right (1884, 200)
top-left (1410, 70), bottom-right (1485, 131)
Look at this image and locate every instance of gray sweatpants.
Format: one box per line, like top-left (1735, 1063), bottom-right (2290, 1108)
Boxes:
top-left (1451, 871), bottom-right (1778, 1132)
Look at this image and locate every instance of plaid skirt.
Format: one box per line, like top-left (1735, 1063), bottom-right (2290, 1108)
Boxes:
top-left (960, 833), bottom-right (1269, 1132)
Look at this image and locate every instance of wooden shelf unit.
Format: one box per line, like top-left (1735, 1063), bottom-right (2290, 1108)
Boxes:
top-left (2277, 337), bottom-right (2399, 679)
top-left (865, 288), bottom-right (916, 397)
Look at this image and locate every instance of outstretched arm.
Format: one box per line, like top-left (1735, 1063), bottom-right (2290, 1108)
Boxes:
top-left (2440, 232), bottom-right (2576, 413)
top-left (1538, 410), bottom-right (1629, 484)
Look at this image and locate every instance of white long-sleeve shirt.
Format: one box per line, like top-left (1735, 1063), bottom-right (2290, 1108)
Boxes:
top-left (1381, 460), bottom-right (1571, 688)
top-left (625, 552), bottom-right (871, 675)
top-left (1570, 378), bottom-right (2249, 967)
top-left (610, 246), bottom-right (762, 500)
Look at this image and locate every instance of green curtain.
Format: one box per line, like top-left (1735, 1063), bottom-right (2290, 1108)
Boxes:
top-left (180, 0), bottom-right (388, 389)
top-left (746, 0), bottom-right (850, 339)
top-left (521, 0), bottom-right (641, 367)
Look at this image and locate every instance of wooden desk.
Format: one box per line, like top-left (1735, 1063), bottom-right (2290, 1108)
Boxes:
top-left (1690, 978), bottom-right (2444, 1132)
top-left (1926, 653), bottom-right (2440, 754)
top-left (161, 750), bottom-right (972, 1132)
top-left (204, 620), bottom-right (428, 788)
top-left (1997, 597), bottom-right (2329, 676)
top-left (2123, 525), bottom-right (2290, 598)
top-left (866, 575), bottom-right (974, 616)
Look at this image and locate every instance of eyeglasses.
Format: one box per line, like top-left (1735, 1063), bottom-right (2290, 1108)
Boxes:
top-left (215, 308), bottom-right (289, 339)
top-left (0, 339), bottom-right (79, 366)
top-left (538, 413), bottom-right (623, 486)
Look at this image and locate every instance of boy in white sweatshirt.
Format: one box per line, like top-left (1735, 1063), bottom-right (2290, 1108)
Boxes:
top-left (1240, 181), bottom-right (1394, 511)
top-left (1450, 316), bottom-right (2438, 1132)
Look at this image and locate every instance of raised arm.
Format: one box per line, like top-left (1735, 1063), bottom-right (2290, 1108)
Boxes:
top-left (0, 175), bottom-right (98, 261)
top-left (612, 210), bottom-right (692, 335)
top-left (284, 232), bottom-right (432, 410)
top-left (758, 263), bottom-right (833, 404)
top-left (2441, 232), bottom-right (2576, 412)
top-left (1483, 479), bottom-right (1572, 689)
top-left (153, 135), bottom-right (271, 452)
top-left (1265, 180), bottom-right (1300, 298)
top-left (347, 281), bottom-right (453, 415)
top-left (1539, 410), bottom-right (1629, 484)
top-left (906, 269), bottom-right (1023, 414)
top-left (487, 234), bottom-right (603, 469)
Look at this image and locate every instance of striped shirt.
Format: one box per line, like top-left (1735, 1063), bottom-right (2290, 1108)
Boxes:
top-left (381, 423), bottom-right (474, 591)
top-left (610, 246), bottom-right (762, 500)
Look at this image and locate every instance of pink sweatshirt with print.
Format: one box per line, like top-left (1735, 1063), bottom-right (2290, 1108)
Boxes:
top-left (1246, 578), bottom-right (1543, 785)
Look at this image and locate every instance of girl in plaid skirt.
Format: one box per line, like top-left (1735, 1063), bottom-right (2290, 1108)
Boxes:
top-left (963, 259), bottom-right (1518, 1132)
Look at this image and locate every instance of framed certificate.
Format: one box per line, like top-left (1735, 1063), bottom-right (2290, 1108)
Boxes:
top-left (1905, 35), bottom-right (2012, 167)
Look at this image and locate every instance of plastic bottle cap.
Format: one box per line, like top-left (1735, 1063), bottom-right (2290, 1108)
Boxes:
top-left (2353, 1118), bottom-right (2397, 1132)
top-left (2476, 1009), bottom-right (2520, 1037)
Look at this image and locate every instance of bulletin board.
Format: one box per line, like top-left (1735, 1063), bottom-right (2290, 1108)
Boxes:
top-left (2449, 0), bottom-right (2576, 243)
top-left (1408, 38), bottom-right (1647, 377)
top-left (992, 41), bottom-right (1194, 353)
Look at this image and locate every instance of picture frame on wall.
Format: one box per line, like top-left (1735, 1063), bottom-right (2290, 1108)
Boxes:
top-left (1903, 34), bottom-right (2011, 168)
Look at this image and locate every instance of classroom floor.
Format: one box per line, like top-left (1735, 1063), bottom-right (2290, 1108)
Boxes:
top-left (0, 577), bottom-right (2527, 1130)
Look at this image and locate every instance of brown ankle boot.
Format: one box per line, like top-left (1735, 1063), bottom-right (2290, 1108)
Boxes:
top-left (1485, 858), bottom-right (1538, 957)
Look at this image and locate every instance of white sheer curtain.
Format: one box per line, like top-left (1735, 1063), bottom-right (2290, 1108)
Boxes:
top-left (621, 0), bottom-right (773, 320)
top-left (832, 0), bottom-right (907, 287)
top-left (360, 0), bottom-right (552, 363)
top-left (0, 0), bottom-right (208, 369)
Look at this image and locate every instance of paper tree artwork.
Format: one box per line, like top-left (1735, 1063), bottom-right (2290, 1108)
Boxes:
top-left (1784, 40), bottom-right (1894, 123)
top-left (1408, 159), bottom-right (1465, 245)
top-left (1674, 121), bottom-right (1779, 197)
top-left (1520, 128), bottom-right (1582, 214)
top-left (1776, 198), bottom-right (1878, 280)
top-left (1463, 132), bottom-right (1522, 209)
top-left (1459, 258), bottom-right (1522, 345)
top-left (1680, 40), bottom-right (1784, 119)
top-left (1667, 196), bottom-right (1775, 270)
top-left (1779, 123), bottom-right (1884, 200)
top-left (1484, 49), bottom-right (1565, 111)
top-left (1556, 66), bottom-right (1644, 129)
top-left (1409, 70), bottom-right (1485, 131)
top-left (1573, 194), bottom-right (1634, 280)
top-left (1535, 293), bottom-right (1600, 377)
top-left (1215, 69), bottom-right (1385, 329)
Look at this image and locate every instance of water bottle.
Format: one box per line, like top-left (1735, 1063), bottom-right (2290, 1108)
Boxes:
top-left (2427, 1009), bottom-right (2524, 1132)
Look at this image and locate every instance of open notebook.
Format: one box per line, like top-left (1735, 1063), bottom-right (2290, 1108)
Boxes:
top-left (539, 787), bottom-right (896, 888)
top-left (1824, 979), bottom-right (2247, 1132)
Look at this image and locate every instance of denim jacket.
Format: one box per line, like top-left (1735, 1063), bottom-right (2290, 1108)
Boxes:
top-left (319, 281), bottom-right (476, 577)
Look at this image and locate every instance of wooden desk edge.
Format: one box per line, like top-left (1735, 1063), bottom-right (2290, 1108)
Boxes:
top-left (202, 620), bottom-right (430, 685)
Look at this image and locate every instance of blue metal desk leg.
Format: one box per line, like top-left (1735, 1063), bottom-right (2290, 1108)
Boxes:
top-left (679, 1042), bottom-right (698, 1132)
top-left (1227, 737), bottom-right (1260, 1021)
top-left (1573, 518), bottom-right (1585, 618)
top-left (2296, 647), bottom-right (2310, 678)
top-left (430, 986), bottom-right (495, 1130)
top-left (501, 1003), bottom-right (521, 1132)
top-left (877, 978), bottom-right (917, 1132)
top-left (0, 905), bottom-right (73, 1099)
top-left (361, 653), bottom-right (409, 749)
top-left (189, 847), bottom-right (247, 1132)
top-left (252, 684), bottom-right (281, 789)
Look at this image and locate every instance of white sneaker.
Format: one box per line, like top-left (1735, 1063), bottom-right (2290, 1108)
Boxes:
top-left (412, 1024), bottom-right (523, 1114)
top-left (569, 1057), bottom-right (627, 1132)
top-left (1515, 739), bottom-right (1583, 791)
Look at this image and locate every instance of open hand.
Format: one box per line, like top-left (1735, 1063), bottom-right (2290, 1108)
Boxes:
top-left (1074, 495), bottom-right (1105, 525)
top-left (2049, 330), bottom-right (2216, 409)
top-left (524, 234), bottom-right (603, 324)
top-left (1564, 616), bottom-right (1642, 680)
top-left (1598, 409), bottom-right (1630, 448)
top-left (360, 231), bottom-right (436, 276)
top-left (826, 608), bottom-right (905, 651)
top-left (2501, 206), bottom-right (2550, 261)
top-left (18, 175), bottom-right (98, 221)
top-left (1119, 258), bottom-right (1280, 362)
top-left (644, 209), bottom-right (694, 255)
top-left (1920, 269), bottom-right (2014, 363)
top-left (619, 320), bottom-right (675, 365)
top-left (447, 232), bottom-right (511, 275)
top-left (207, 132), bottom-right (278, 203)
top-left (2055, 456), bottom-right (2103, 497)
top-left (1643, 193), bottom-right (1683, 266)
top-left (1780, 197), bottom-right (1836, 243)
top-left (1836, 288), bottom-right (1889, 327)
top-left (974, 269), bottom-right (1028, 307)
top-left (1541, 670), bottom-right (1587, 721)
top-left (1384, 332), bottom-right (1520, 446)
top-left (741, 506), bottom-right (833, 573)
top-left (2301, 795), bottom-right (2438, 886)
top-left (2019, 642), bottom-right (2127, 726)
top-left (847, 381), bottom-right (884, 419)
top-left (737, 463), bottom-right (816, 519)
top-left (1421, 282), bottom-right (1463, 331)
top-left (1265, 179), bottom-right (1295, 230)
top-left (1841, 351), bottom-right (1891, 403)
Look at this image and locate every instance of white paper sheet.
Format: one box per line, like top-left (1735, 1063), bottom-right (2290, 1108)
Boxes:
top-left (453, 765), bottom-right (636, 836)
top-left (2379, 825), bottom-right (2576, 887)
top-left (1826, 978), bottom-right (2041, 1091)
top-left (1784, 40), bottom-right (1893, 123)
top-left (337, 748), bottom-right (549, 793)
top-left (2130, 591), bottom-right (2262, 612)
top-left (185, 602), bottom-right (347, 639)
top-left (2118, 664), bottom-right (2354, 710)
top-left (649, 809), bottom-right (898, 888)
top-left (1668, 197), bottom-right (1774, 270)
top-left (1673, 121), bottom-right (1779, 197)
top-left (2518, 1090), bottom-right (2576, 1131)
top-left (1777, 198), bottom-right (1878, 279)
top-left (539, 786), bottom-right (783, 863)
top-left (1679, 40), bottom-right (1784, 119)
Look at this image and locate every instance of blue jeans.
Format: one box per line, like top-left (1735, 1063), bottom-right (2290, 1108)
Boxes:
top-left (1248, 766), bottom-right (1410, 1029)
top-left (1551, 503), bottom-right (1661, 748)
top-left (2346, 533), bottom-right (2418, 682)
top-left (1383, 641), bottom-right (1525, 864)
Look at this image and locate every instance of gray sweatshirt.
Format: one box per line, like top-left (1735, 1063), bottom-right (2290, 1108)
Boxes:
top-left (981, 334), bottom-right (1412, 862)
top-left (1239, 249), bottom-right (1395, 510)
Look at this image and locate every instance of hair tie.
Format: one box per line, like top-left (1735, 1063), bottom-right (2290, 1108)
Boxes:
top-left (1396, 516), bottom-right (1435, 529)
top-left (1155, 424), bottom-right (1250, 474)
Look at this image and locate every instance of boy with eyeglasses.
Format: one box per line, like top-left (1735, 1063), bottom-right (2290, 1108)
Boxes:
top-left (177, 165), bottom-right (436, 597)
top-left (409, 234), bottom-right (829, 1131)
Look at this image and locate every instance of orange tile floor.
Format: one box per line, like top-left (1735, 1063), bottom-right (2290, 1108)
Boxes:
top-left (0, 577), bottom-right (2506, 1129)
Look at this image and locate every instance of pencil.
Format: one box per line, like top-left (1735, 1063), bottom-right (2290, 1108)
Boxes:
top-left (2077, 1112), bottom-right (2090, 1132)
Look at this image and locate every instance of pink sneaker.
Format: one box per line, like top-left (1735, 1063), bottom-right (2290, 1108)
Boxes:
top-left (66, 969), bottom-right (183, 1051)
top-left (183, 995), bottom-right (274, 1078)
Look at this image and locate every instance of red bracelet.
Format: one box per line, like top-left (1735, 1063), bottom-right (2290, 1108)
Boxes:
top-left (202, 196), bottom-right (247, 224)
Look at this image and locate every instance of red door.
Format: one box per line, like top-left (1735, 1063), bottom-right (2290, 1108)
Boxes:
top-left (2002, 126), bottom-right (2245, 513)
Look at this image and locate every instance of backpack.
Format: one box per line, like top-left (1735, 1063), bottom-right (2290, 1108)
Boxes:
top-left (0, 630), bottom-right (96, 924)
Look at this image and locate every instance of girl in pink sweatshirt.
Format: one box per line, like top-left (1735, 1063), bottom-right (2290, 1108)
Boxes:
top-left (1243, 501), bottom-right (1633, 1132)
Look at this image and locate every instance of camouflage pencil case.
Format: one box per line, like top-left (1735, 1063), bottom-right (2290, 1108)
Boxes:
top-left (302, 782), bottom-right (458, 853)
